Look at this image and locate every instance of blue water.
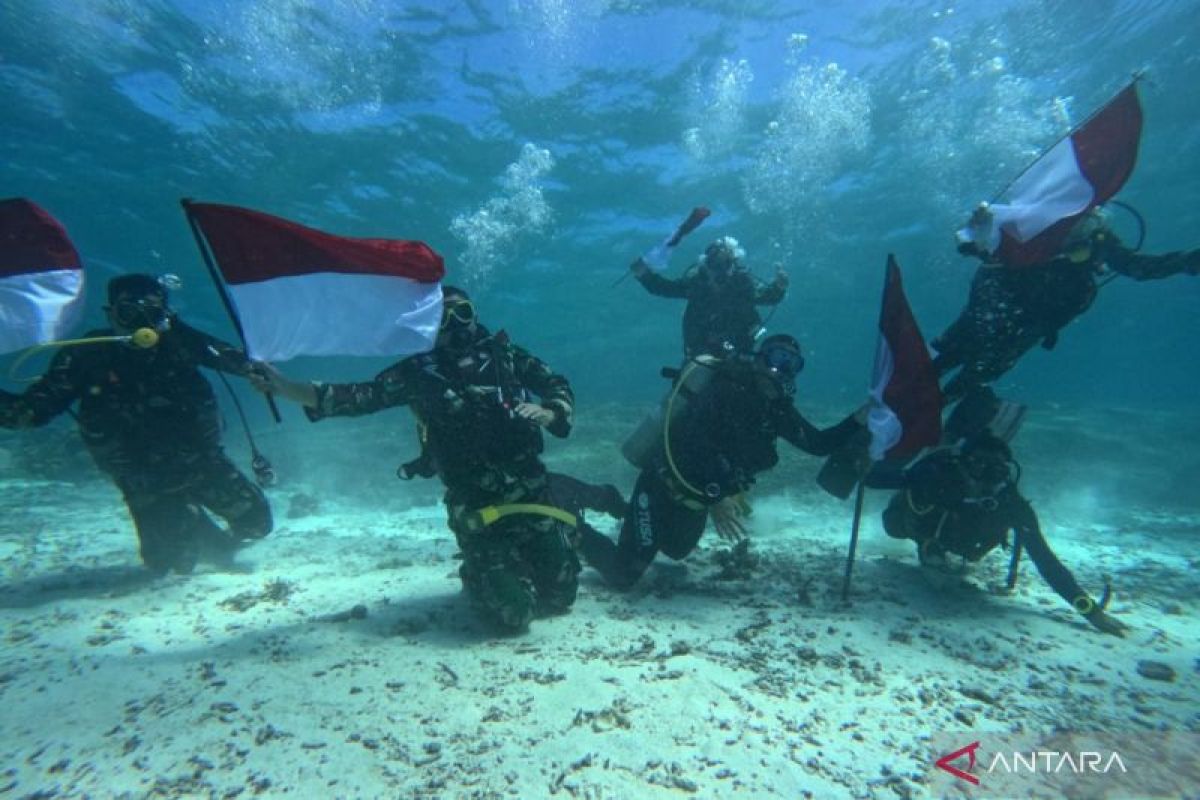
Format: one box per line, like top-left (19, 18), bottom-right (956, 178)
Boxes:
top-left (3, 0), bottom-right (1197, 412)
top-left (3, 4), bottom-right (1200, 796)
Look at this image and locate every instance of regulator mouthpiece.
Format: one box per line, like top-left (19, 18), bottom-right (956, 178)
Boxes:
top-left (130, 328), bottom-right (160, 349)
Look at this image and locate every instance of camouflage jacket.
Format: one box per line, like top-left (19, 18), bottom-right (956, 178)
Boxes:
top-left (0, 320), bottom-right (252, 475)
top-left (969, 228), bottom-right (1199, 342)
top-left (307, 327), bottom-right (574, 505)
top-left (933, 228), bottom-right (1199, 383)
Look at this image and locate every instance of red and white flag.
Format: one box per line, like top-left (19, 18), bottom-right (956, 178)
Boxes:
top-left (958, 81), bottom-right (1143, 266)
top-left (183, 201), bottom-right (445, 361)
top-left (867, 255), bottom-right (942, 461)
top-left (0, 198), bottom-right (85, 354)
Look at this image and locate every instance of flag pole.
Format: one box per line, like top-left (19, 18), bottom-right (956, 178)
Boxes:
top-left (1005, 540), bottom-right (1023, 590)
top-left (838, 254), bottom-right (942, 605)
top-left (611, 261), bottom-right (638, 288)
top-left (180, 198), bottom-right (281, 424)
top-left (990, 73), bottom-right (1144, 203)
top-left (840, 480), bottom-right (867, 603)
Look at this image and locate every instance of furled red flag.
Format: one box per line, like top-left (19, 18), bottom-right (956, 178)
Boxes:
top-left (182, 201), bottom-right (445, 361)
top-left (956, 81), bottom-right (1143, 266)
top-left (866, 255), bottom-right (942, 461)
top-left (638, 207), bottom-right (711, 271)
top-left (0, 198), bottom-right (85, 353)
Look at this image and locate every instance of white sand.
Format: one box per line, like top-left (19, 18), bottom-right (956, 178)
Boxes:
top-left (1, 406), bottom-right (1197, 798)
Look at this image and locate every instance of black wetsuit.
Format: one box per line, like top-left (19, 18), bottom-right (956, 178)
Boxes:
top-left (580, 361), bottom-right (861, 588)
top-left (932, 228), bottom-right (1200, 400)
top-left (637, 266), bottom-right (786, 357)
top-left (0, 321), bottom-right (272, 573)
top-left (881, 448), bottom-right (1086, 605)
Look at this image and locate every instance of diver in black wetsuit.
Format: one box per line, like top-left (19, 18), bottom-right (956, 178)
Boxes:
top-left (579, 334), bottom-right (864, 589)
top-left (879, 431), bottom-right (1127, 637)
top-left (632, 236), bottom-right (789, 358)
top-left (0, 274), bottom-right (272, 574)
top-left (935, 210), bottom-right (1200, 401)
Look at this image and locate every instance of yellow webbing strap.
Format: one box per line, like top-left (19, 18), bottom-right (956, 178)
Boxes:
top-left (473, 503), bottom-right (578, 530)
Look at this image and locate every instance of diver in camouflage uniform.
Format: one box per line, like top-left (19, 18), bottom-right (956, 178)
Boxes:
top-left (935, 210), bottom-right (1200, 401)
top-left (0, 274), bottom-right (272, 574)
top-left (255, 286), bottom-right (584, 633)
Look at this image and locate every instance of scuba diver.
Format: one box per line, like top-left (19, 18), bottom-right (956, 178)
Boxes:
top-left (0, 274), bottom-right (273, 574)
top-left (935, 206), bottom-right (1200, 401)
top-left (252, 286), bottom-right (596, 634)
top-left (579, 333), bottom-right (865, 589)
top-left (878, 431), bottom-right (1127, 637)
top-left (631, 235), bottom-right (790, 358)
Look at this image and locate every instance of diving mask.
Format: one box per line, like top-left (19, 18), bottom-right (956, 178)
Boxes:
top-left (113, 294), bottom-right (171, 332)
top-left (758, 339), bottom-right (805, 381)
top-left (701, 236), bottom-right (745, 275)
top-left (440, 298), bottom-right (476, 330)
top-left (963, 450), bottom-right (1016, 487)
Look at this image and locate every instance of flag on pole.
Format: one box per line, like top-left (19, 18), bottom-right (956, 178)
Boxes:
top-left (639, 207), bottom-right (711, 271)
top-left (842, 254), bottom-right (943, 602)
top-left (956, 81), bottom-right (1143, 266)
top-left (0, 198), bottom-right (85, 354)
top-left (867, 255), bottom-right (942, 461)
top-left (183, 201), bottom-right (445, 361)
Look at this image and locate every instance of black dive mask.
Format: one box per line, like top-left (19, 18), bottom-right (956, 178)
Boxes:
top-left (963, 451), bottom-right (1015, 487)
top-left (760, 342), bottom-right (804, 379)
top-left (439, 298), bottom-right (478, 349)
top-left (441, 298), bottom-right (476, 329)
top-left (756, 340), bottom-right (804, 398)
top-left (113, 296), bottom-right (171, 332)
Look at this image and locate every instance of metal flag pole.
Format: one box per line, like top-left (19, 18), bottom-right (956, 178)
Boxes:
top-left (1005, 540), bottom-right (1023, 590)
top-left (180, 198), bottom-right (281, 487)
top-left (179, 198), bottom-right (280, 424)
top-left (840, 481), bottom-right (867, 603)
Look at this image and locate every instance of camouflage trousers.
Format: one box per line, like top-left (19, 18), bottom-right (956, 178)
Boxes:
top-left (114, 451), bottom-right (272, 574)
top-left (447, 496), bottom-right (581, 633)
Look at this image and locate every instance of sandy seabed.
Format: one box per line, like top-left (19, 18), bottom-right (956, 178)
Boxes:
top-left (0, 403), bottom-right (1197, 799)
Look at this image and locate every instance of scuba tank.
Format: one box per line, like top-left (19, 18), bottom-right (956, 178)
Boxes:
top-left (620, 408), bottom-right (662, 469)
top-left (621, 355), bottom-right (720, 469)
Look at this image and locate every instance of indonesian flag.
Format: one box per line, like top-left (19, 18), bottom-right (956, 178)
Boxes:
top-left (0, 198), bottom-right (85, 354)
top-left (958, 81), bottom-right (1143, 266)
top-left (639, 207), bottom-right (711, 271)
top-left (183, 201), bottom-right (445, 361)
top-left (866, 255), bottom-right (942, 461)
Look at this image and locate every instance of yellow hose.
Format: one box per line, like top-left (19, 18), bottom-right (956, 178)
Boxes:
top-left (662, 360), bottom-right (707, 500)
top-left (8, 328), bottom-right (159, 382)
